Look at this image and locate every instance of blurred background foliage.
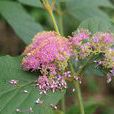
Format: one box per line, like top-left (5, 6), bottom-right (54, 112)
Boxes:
top-left (0, 0), bottom-right (114, 114)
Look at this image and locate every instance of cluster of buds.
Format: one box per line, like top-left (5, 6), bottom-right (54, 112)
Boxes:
top-left (37, 75), bottom-right (67, 94)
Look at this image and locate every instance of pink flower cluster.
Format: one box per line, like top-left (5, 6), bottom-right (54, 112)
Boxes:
top-left (22, 29), bottom-right (114, 93)
top-left (22, 31), bottom-right (72, 93)
top-left (22, 31), bottom-right (71, 71)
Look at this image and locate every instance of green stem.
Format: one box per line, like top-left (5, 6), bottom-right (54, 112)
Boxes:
top-left (69, 62), bottom-right (85, 114)
top-left (41, 0), bottom-right (59, 33)
top-left (57, 4), bottom-right (64, 35)
top-left (49, 10), bottom-right (59, 33)
top-left (74, 82), bottom-right (85, 114)
top-left (70, 55), bottom-right (95, 114)
top-left (59, 16), bottom-right (63, 35)
top-left (62, 96), bottom-right (66, 113)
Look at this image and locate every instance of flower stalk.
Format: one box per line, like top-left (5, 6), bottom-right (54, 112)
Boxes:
top-left (69, 62), bottom-right (85, 114)
top-left (74, 82), bottom-right (85, 114)
top-left (41, 0), bottom-right (59, 33)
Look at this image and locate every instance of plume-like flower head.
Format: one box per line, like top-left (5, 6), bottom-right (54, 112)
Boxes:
top-left (22, 31), bottom-right (72, 93)
top-left (22, 31), bottom-right (72, 71)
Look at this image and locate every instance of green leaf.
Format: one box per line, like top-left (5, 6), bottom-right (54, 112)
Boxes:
top-left (0, 1), bottom-right (43, 44)
top-left (54, 110), bottom-right (64, 114)
top-left (66, 7), bottom-right (110, 22)
top-left (83, 63), bottom-right (104, 77)
top-left (79, 17), bottom-right (112, 33)
top-left (66, 0), bottom-right (113, 8)
top-left (66, 0), bottom-right (111, 21)
top-left (18, 0), bottom-right (42, 8)
top-left (0, 56), bottom-right (65, 114)
top-left (18, 0), bottom-right (65, 8)
top-left (102, 107), bottom-right (114, 114)
top-left (66, 101), bottom-right (98, 114)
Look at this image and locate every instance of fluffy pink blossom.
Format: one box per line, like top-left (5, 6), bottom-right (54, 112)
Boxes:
top-left (22, 56), bottom-right (40, 71)
top-left (22, 31), bottom-right (72, 71)
top-left (22, 31), bottom-right (72, 93)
